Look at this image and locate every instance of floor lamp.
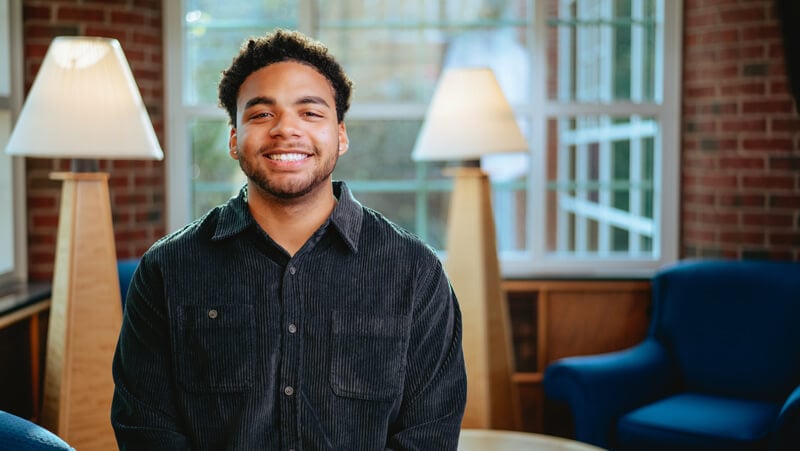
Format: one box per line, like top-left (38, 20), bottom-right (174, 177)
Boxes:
top-left (412, 68), bottom-right (529, 429)
top-left (4, 36), bottom-right (163, 450)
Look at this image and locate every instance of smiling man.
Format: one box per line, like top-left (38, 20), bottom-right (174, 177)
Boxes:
top-left (111, 29), bottom-right (467, 451)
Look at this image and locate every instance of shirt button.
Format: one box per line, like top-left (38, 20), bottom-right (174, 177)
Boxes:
top-left (208, 309), bottom-right (218, 319)
top-left (284, 386), bottom-right (294, 396)
top-left (289, 266), bottom-right (297, 275)
top-left (288, 323), bottom-right (297, 334)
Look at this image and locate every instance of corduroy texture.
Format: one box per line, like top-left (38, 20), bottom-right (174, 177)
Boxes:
top-left (111, 181), bottom-right (467, 451)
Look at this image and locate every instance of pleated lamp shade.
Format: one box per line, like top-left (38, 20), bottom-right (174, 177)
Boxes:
top-left (412, 67), bottom-right (527, 162)
top-left (5, 36), bottom-right (162, 160)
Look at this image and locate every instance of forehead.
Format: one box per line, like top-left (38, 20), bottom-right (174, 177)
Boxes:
top-left (237, 61), bottom-right (335, 105)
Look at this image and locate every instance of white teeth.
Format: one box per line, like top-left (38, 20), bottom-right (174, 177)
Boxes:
top-left (268, 153), bottom-right (307, 161)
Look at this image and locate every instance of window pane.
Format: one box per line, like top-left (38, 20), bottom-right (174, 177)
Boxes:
top-left (334, 119), bottom-right (426, 180)
top-left (183, 0), bottom-right (298, 105)
top-left (545, 116), bottom-right (657, 257)
top-left (318, 0), bottom-right (530, 103)
top-left (190, 118), bottom-right (245, 217)
top-left (547, 0), bottom-right (660, 102)
top-left (335, 119), bottom-right (452, 247)
top-left (494, 180), bottom-right (528, 252)
top-left (354, 190), bottom-right (450, 250)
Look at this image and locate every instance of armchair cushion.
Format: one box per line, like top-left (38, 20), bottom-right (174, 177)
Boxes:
top-left (0, 410), bottom-right (74, 450)
top-left (544, 340), bottom-right (672, 446)
top-left (617, 393), bottom-right (780, 451)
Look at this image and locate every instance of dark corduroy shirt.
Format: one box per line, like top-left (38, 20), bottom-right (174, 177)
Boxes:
top-left (111, 181), bottom-right (467, 451)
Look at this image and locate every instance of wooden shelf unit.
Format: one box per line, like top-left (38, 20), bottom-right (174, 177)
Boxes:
top-left (502, 279), bottom-right (652, 434)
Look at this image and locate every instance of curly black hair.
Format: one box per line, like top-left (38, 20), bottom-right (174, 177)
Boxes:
top-left (218, 29), bottom-right (353, 126)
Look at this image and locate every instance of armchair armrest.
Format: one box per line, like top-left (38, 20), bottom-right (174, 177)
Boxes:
top-left (771, 384), bottom-right (800, 451)
top-left (543, 339), bottom-right (673, 448)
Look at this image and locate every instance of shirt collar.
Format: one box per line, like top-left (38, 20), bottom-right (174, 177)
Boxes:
top-left (211, 181), bottom-right (363, 253)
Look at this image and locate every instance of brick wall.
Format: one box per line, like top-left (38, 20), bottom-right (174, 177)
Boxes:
top-left (682, 0), bottom-right (800, 260)
top-left (22, 0), bottom-right (164, 280)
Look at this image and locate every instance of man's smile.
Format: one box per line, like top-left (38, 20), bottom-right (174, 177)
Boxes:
top-left (266, 152), bottom-right (310, 162)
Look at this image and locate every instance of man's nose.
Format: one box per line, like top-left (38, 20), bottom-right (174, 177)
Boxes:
top-left (270, 114), bottom-right (300, 137)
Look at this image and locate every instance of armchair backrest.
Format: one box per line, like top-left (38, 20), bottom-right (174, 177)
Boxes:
top-left (650, 260), bottom-right (800, 401)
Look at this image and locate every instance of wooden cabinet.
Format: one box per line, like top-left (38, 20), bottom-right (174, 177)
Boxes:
top-left (502, 279), bottom-right (652, 435)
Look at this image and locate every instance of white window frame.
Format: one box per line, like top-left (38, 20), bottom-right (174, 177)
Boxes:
top-left (163, 0), bottom-right (682, 278)
top-left (0, 0), bottom-right (27, 289)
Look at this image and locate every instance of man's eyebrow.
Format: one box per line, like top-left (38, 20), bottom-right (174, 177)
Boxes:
top-left (243, 95), bottom-right (331, 110)
top-left (296, 96), bottom-right (331, 108)
top-left (243, 96), bottom-right (274, 110)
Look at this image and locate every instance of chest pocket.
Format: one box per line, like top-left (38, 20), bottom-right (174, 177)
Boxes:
top-left (330, 310), bottom-right (410, 402)
top-left (176, 304), bottom-right (255, 392)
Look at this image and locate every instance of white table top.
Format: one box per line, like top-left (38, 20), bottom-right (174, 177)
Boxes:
top-left (459, 429), bottom-right (606, 451)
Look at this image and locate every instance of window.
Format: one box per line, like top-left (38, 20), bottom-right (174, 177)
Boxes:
top-left (164, 0), bottom-right (681, 277)
top-left (0, 0), bottom-right (26, 288)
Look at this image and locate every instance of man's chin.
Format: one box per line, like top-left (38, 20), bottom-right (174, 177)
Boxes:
top-left (250, 179), bottom-right (317, 201)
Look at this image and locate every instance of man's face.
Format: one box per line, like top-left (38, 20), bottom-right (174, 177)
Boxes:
top-left (229, 61), bottom-right (348, 201)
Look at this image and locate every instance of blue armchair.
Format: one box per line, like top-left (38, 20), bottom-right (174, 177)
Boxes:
top-left (0, 410), bottom-right (73, 450)
top-left (117, 258), bottom-right (140, 310)
top-left (543, 260), bottom-right (800, 451)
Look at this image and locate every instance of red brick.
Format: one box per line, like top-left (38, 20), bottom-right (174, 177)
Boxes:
top-left (770, 194), bottom-right (800, 209)
top-left (741, 175), bottom-right (795, 190)
top-left (719, 230), bottom-right (766, 245)
top-left (684, 192), bottom-right (716, 206)
top-left (31, 213), bottom-right (60, 228)
top-left (28, 195), bottom-right (57, 209)
top-left (741, 24), bottom-right (781, 42)
top-left (24, 5), bottom-right (53, 20)
top-left (742, 100), bottom-right (795, 114)
top-left (110, 10), bottom-right (147, 26)
top-left (718, 44), bottom-right (765, 61)
top-left (742, 212), bottom-right (794, 227)
top-left (720, 118), bottom-right (767, 132)
top-left (773, 118), bottom-right (800, 133)
top-left (720, 81), bottom-right (766, 96)
top-left (57, 5), bottom-right (106, 22)
top-left (699, 29), bottom-right (739, 46)
top-left (719, 6), bottom-right (767, 23)
top-left (741, 137), bottom-right (794, 151)
top-left (683, 226), bottom-right (717, 243)
top-left (769, 232), bottom-right (800, 246)
top-left (718, 193), bottom-right (766, 207)
top-left (719, 156), bottom-right (765, 170)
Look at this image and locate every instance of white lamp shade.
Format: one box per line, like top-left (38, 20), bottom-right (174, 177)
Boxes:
top-left (5, 36), bottom-right (163, 160)
top-left (412, 67), bottom-right (527, 161)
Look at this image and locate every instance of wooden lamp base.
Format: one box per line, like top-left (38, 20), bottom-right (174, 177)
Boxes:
top-left (445, 167), bottom-right (519, 430)
top-left (41, 172), bottom-right (123, 450)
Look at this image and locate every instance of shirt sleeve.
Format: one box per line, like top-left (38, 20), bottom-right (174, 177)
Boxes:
top-left (386, 259), bottom-right (468, 450)
top-left (111, 254), bottom-right (192, 450)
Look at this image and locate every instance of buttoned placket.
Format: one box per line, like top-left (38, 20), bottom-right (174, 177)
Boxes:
top-left (279, 258), bottom-right (302, 451)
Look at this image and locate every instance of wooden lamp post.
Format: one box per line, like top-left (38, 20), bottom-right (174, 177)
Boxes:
top-left (4, 36), bottom-right (163, 450)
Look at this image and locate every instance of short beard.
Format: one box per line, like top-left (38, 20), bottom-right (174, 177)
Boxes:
top-left (238, 151), bottom-right (339, 201)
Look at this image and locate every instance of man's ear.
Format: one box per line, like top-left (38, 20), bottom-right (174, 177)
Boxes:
top-left (229, 128), bottom-right (239, 160)
top-left (338, 122), bottom-right (349, 156)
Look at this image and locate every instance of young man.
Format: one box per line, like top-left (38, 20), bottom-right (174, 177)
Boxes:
top-left (111, 29), bottom-right (467, 450)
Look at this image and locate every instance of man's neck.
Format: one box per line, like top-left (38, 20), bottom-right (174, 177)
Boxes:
top-left (247, 183), bottom-right (337, 257)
